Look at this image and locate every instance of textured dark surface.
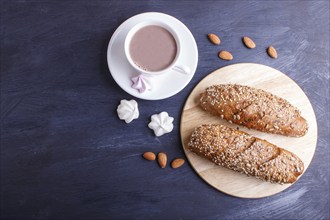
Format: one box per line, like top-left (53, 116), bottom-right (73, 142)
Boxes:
top-left (1, 1), bottom-right (329, 219)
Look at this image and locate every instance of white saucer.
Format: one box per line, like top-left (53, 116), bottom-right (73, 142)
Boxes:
top-left (107, 12), bottom-right (198, 100)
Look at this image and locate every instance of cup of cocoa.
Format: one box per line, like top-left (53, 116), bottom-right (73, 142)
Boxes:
top-left (124, 21), bottom-right (190, 92)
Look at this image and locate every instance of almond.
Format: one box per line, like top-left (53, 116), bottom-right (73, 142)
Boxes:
top-left (171, 158), bottom-right (185, 169)
top-left (207, 33), bottom-right (221, 45)
top-left (157, 152), bottom-right (167, 168)
top-left (142, 152), bottom-right (156, 161)
top-left (242, 36), bottom-right (256, 49)
top-left (267, 46), bottom-right (278, 58)
top-left (218, 50), bottom-right (233, 61)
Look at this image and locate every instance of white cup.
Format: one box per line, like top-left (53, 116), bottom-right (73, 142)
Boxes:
top-left (124, 21), bottom-right (190, 93)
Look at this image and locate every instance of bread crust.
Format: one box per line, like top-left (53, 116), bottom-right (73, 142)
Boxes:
top-left (188, 124), bottom-right (304, 184)
top-left (200, 84), bottom-right (308, 137)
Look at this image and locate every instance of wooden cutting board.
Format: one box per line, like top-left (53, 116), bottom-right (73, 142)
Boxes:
top-left (180, 63), bottom-right (317, 198)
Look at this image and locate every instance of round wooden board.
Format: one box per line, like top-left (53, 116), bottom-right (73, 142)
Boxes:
top-left (180, 63), bottom-right (317, 198)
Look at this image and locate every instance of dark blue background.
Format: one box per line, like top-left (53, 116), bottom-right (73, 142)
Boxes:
top-left (1, 1), bottom-right (329, 219)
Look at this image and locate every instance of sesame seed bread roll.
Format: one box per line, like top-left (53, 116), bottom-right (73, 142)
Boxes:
top-left (188, 124), bottom-right (304, 184)
top-left (200, 84), bottom-right (308, 137)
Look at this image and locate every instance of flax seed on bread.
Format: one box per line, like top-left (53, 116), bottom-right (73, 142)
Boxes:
top-left (188, 124), bottom-right (304, 184)
top-left (199, 84), bottom-right (308, 137)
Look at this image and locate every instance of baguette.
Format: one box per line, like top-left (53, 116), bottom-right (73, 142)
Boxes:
top-left (200, 84), bottom-right (308, 137)
top-left (188, 124), bottom-right (304, 184)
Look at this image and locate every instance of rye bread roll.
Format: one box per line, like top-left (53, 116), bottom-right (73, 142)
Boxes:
top-left (188, 124), bottom-right (304, 184)
top-left (199, 84), bottom-right (308, 137)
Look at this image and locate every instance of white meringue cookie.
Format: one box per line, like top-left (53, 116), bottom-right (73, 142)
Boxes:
top-left (148, 112), bottom-right (174, 136)
top-left (117, 99), bottom-right (139, 123)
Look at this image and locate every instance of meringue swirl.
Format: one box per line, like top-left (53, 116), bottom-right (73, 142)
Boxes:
top-left (131, 74), bottom-right (152, 93)
top-left (148, 112), bottom-right (174, 136)
top-left (117, 99), bottom-right (139, 123)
